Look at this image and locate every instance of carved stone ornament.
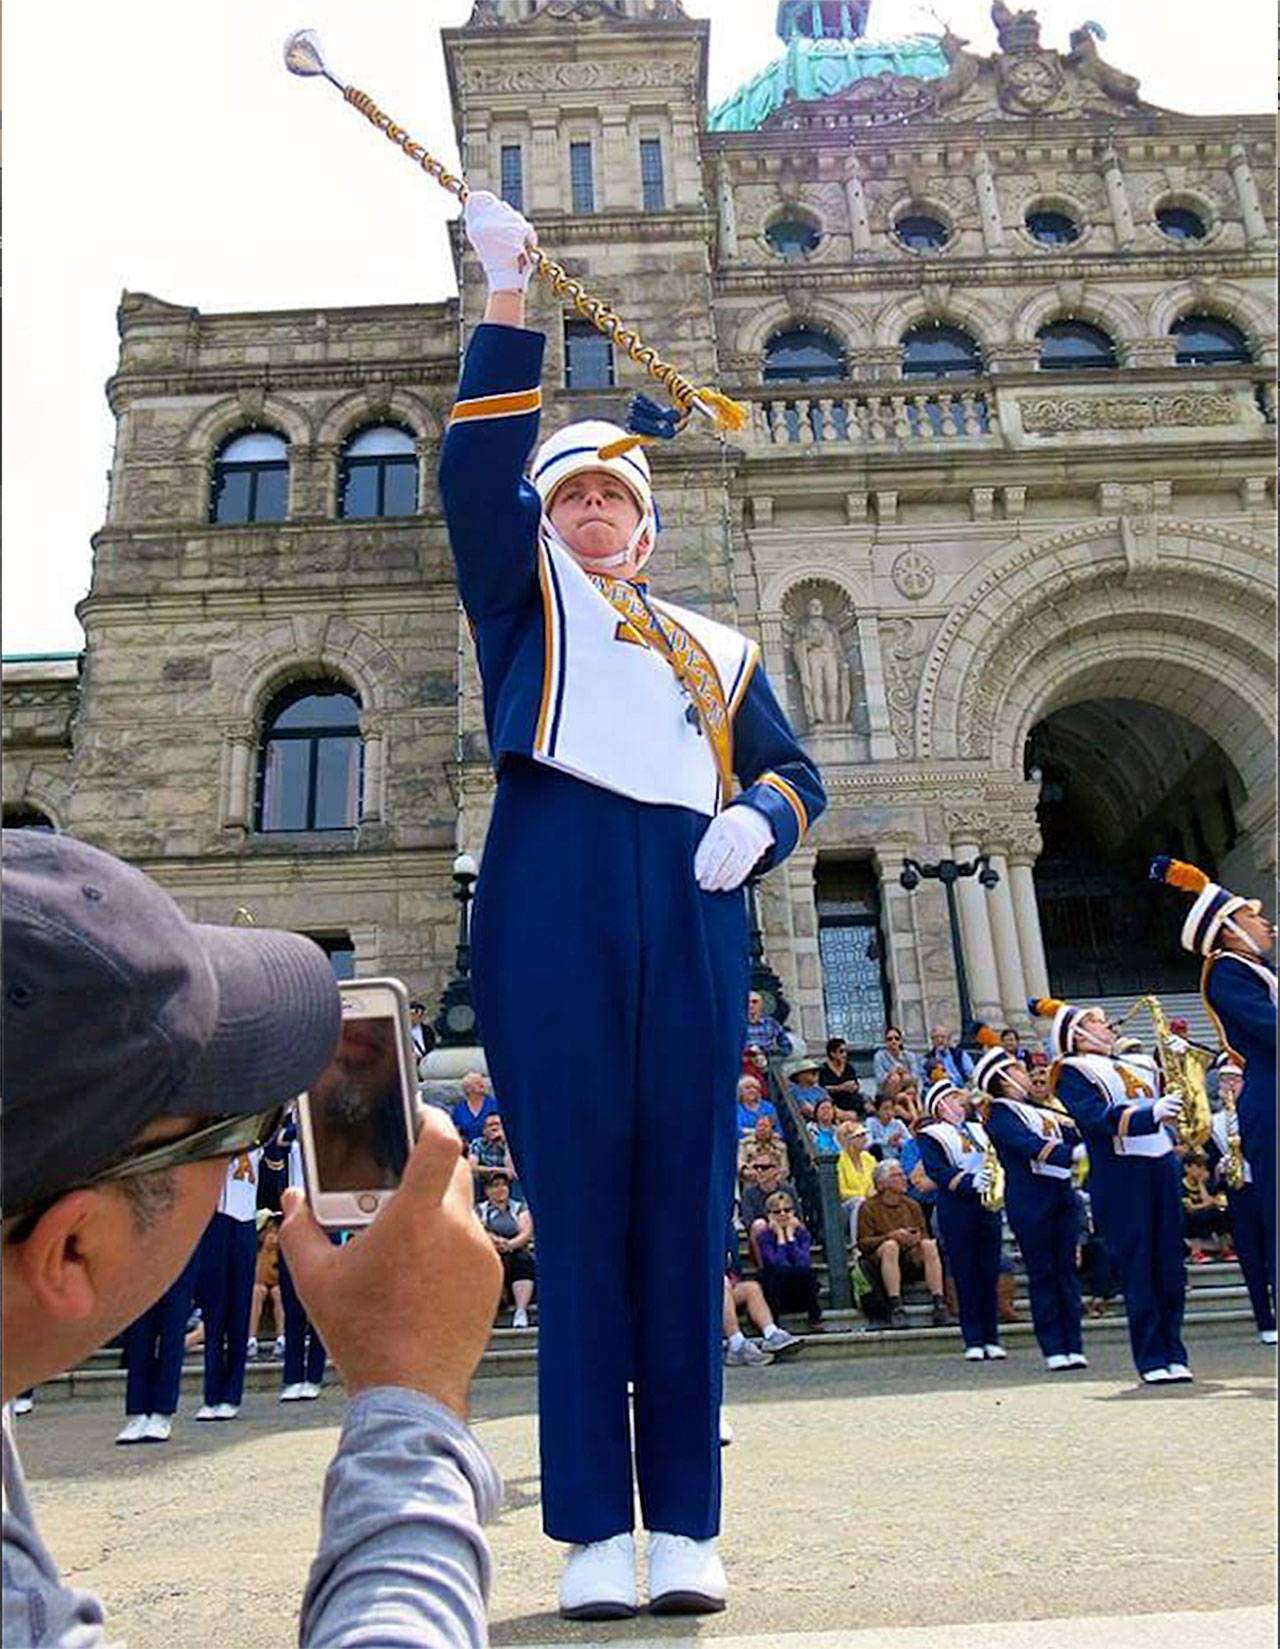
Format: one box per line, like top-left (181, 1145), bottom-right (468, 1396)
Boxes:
top-left (995, 47), bottom-right (1069, 115)
top-left (891, 550), bottom-right (936, 602)
top-left (1020, 394), bottom-right (1238, 433)
top-left (460, 59), bottom-right (695, 94)
top-left (879, 618), bottom-right (919, 759)
top-left (788, 595), bottom-right (853, 728)
top-left (236, 386), bottom-right (266, 423)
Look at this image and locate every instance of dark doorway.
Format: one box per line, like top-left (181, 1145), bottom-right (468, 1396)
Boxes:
top-left (816, 860), bottom-right (891, 1060)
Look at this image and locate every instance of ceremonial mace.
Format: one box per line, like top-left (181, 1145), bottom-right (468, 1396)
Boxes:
top-left (282, 29), bottom-right (749, 450)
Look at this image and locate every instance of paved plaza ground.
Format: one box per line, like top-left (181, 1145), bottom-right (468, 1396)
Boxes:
top-left (12, 1333), bottom-right (1276, 1648)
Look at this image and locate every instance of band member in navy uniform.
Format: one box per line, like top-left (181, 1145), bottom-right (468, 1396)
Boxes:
top-left (439, 192), bottom-right (825, 1619)
top-left (1029, 997), bottom-right (1189, 1385)
top-left (116, 1247), bottom-right (202, 1444)
top-left (916, 1078), bottom-right (1004, 1361)
top-left (973, 1043), bottom-right (1086, 1371)
top-left (1207, 1053), bottom-right (1276, 1345)
top-left (1150, 857), bottom-right (1276, 1310)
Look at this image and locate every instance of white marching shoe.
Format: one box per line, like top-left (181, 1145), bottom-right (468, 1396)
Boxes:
top-left (558, 1533), bottom-right (638, 1621)
top-left (116, 1414), bottom-right (149, 1445)
top-left (964, 1346), bottom-right (986, 1362)
top-left (647, 1532), bottom-right (728, 1615)
top-left (1141, 1367), bottom-right (1173, 1384)
top-left (195, 1403), bottom-right (221, 1420)
top-left (1165, 1363), bottom-right (1194, 1383)
top-left (142, 1414), bottom-right (173, 1443)
top-left (719, 1410), bottom-right (734, 1446)
top-left (983, 1343), bottom-right (1007, 1360)
top-left (1045, 1354), bottom-right (1072, 1371)
top-left (1066, 1352), bottom-right (1089, 1368)
top-left (280, 1383), bottom-right (307, 1402)
top-left (1259, 1328), bottom-right (1277, 1345)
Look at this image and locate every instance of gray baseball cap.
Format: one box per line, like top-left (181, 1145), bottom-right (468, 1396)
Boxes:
top-left (2, 830), bottom-right (342, 1214)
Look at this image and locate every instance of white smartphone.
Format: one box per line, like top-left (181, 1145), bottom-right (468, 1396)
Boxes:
top-left (296, 977), bottom-right (419, 1229)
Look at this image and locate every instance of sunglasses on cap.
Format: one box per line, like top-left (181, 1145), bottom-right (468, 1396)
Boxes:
top-left (5, 1104), bottom-right (288, 1239)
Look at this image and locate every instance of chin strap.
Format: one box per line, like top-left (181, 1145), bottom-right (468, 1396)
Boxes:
top-left (541, 517), bottom-right (654, 574)
top-left (1223, 916), bottom-right (1267, 958)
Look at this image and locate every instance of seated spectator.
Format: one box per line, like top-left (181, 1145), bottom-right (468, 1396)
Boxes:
top-left (1027, 1048), bottom-right (1049, 1072)
top-left (477, 1172), bottom-right (537, 1329)
top-left (468, 1112), bottom-right (516, 1196)
top-left (873, 1026), bottom-right (922, 1088)
top-left (890, 1076), bottom-right (923, 1130)
top-left (817, 1037), bottom-right (865, 1116)
top-left (865, 1094), bottom-right (911, 1160)
top-left (1181, 1153), bottom-right (1231, 1263)
top-left (246, 1213), bottom-right (284, 1360)
top-left (756, 1192), bottom-right (823, 1331)
top-left (739, 1158), bottom-right (798, 1264)
top-left (1000, 1027), bottom-right (1030, 1065)
top-left (743, 990), bottom-right (791, 1058)
top-left (856, 1160), bottom-right (947, 1329)
top-left (788, 1057), bottom-right (825, 1120)
top-left (451, 1070), bottom-right (500, 1148)
top-left (741, 1042), bottom-right (770, 1090)
top-left (925, 1024), bottom-right (974, 1090)
top-left (736, 1075), bottom-right (780, 1139)
top-left (738, 1114), bottom-right (789, 1181)
top-left (835, 1121), bottom-right (877, 1245)
top-left (722, 1272), bottom-right (803, 1364)
top-left (807, 1096), bottom-right (841, 1155)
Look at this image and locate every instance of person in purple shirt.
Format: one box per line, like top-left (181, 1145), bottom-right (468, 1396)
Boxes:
top-left (755, 1191), bottom-right (823, 1330)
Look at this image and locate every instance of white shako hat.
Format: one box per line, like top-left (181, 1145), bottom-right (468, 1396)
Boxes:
top-left (1149, 856), bottom-right (1262, 957)
top-left (971, 1046), bottom-right (1017, 1096)
top-left (924, 1074), bottom-right (965, 1115)
top-left (530, 420), bottom-right (657, 570)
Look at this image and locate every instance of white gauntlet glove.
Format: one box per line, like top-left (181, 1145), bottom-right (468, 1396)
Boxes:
top-left (971, 1163), bottom-right (992, 1195)
top-left (1071, 1143), bottom-right (1088, 1164)
top-left (1153, 1090), bottom-right (1185, 1125)
top-left (694, 805), bottom-right (774, 893)
top-left (463, 189), bottom-right (537, 292)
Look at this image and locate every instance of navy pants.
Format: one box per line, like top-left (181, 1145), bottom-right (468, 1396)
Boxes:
top-left (197, 1214), bottom-right (258, 1408)
top-left (280, 1251), bottom-right (328, 1386)
top-left (123, 1249), bottom-right (199, 1417)
top-left (472, 761), bottom-right (747, 1545)
top-left (1006, 1183), bottom-right (1083, 1358)
top-left (1226, 1183), bottom-right (1276, 1333)
top-left (1238, 1080), bottom-right (1277, 1301)
top-left (1089, 1154), bottom-right (1187, 1375)
top-left (936, 1195), bottom-right (1002, 1349)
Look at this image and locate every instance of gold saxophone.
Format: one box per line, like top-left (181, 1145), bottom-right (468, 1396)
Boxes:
top-left (978, 1126), bottom-right (1005, 1213)
top-left (1112, 994), bottom-right (1213, 1151)
top-left (1220, 1087), bottom-right (1247, 1191)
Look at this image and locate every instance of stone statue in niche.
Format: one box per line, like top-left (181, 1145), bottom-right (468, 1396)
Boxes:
top-left (792, 596), bottom-right (852, 727)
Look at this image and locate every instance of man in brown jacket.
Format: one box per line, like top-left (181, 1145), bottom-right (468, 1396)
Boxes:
top-left (857, 1159), bottom-right (948, 1328)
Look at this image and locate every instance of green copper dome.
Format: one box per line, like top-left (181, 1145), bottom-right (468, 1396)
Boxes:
top-left (708, 32), bottom-right (949, 133)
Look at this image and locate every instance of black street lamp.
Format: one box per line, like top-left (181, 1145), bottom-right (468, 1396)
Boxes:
top-left (745, 871), bottom-right (790, 1028)
top-left (898, 854), bottom-right (999, 1045)
top-left (433, 852), bottom-right (479, 1047)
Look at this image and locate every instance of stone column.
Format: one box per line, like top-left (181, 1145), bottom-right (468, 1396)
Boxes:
top-left (951, 835), bottom-right (1002, 1026)
top-left (853, 612), bottom-right (899, 762)
top-left (844, 157), bottom-right (872, 255)
top-left (221, 721), bottom-right (257, 833)
top-left (1099, 143), bottom-right (1135, 249)
top-left (973, 150), bottom-right (1004, 253)
top-left (1007, 835), bottom-right (1051, 1000)
top-left (670, 112), bottom-right (701, 209)
top-left (600, 110), bottom-right (634, 211)
top-left (530, 114), bottom-right (560, 211)
top-left (1229, 142), bottom-right (1271, 248)
top-left (359, 715), bottom-right (385, 825)
top-left (986, 851), bottom-right (1029, 1023)
top-left (715, 154), bottom-right (739, 263)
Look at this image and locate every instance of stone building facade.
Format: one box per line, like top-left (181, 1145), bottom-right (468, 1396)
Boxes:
top-left (4, 0), bottom-right (1276, 1055)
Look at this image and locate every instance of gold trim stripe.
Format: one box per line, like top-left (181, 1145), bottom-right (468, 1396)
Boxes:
top-left (760, 770), bottom-right (808, 836)
top-left (449, 387), bottom-right (543, 425)
top-left (534, 544), bottom-right (558, 751)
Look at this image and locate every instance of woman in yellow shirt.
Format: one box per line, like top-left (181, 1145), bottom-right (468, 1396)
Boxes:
top-left (836, 1121), bottom-right (878, 1245)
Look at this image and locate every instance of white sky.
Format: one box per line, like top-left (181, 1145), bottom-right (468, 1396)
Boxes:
top-left (2, 0), bottom-right (1274, 654)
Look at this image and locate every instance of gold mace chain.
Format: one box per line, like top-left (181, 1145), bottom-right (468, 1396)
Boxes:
top-left (342, 85), bottom-right (704, 421)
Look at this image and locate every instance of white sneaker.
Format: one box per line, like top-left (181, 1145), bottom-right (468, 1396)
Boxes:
top-left (1141, 1367), bottom-right (1174, 1384)
top-left (983, 1344), bottom-right (1007, 1360)
top-left (298, 1382), bottom-right (321, 1399)
top-left (511, 1308), bottom-right (529, 1330)
top-left (1045, 1354), bottom-right (1071, 1371)
top-left (246, 1337), bottom-right (258, 1359)
top-left (195, 1403), bottom-right (221, 1420)
top-left (280, 1383), bottom-right (307, 1402)
top-left (116, 1414), bottom-right (149, 1444)
top-left (558, 1533), bottom-right (638, 1620)
top-left (964, 1346), bottom-right (986, 1362)
top-left (142, 1414), bottom-right (172, 1442)
top-left (647, 1532), bottom-right (727, 1615)
top-left (272, 1336), bottom-right (286, 1358)
top-left (12, 1396), bottom-right (33, 1416)
top-left (1259, 1329), bottom-right (1277, 1345)
top-left (1066, 1353), bottom-right (1089, 1368)
top-left (719, 1410), bottom-right (734, 1445)
top-left (215, 1403), bottom-right (239, 1419)
top-left (1166, 1363), bottom-right (1193, 1383)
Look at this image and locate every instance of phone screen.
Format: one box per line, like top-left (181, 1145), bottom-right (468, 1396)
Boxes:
top-left (305, 1014), bottom-right (412, 1193)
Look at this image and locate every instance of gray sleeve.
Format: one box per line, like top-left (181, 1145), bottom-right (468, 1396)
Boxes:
top-left (300, 1387), bottom-right (502, 1649)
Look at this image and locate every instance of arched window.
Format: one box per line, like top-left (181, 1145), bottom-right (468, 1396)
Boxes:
top-left (210, 430), bottom-right (289, 525)
top-left (1171, 314), bottom-right (1252, 367)
top-left (763, 327), bottom-right (846, 384)
top-left (894, 213), bottom-right (949, 251)
top-left (1036, 320), bottom-right (1117, 371)
top-left (2, 805), bottom-right (55, 831)
top-left (256, 681), bottom-right (362, 833)
top-left (1156, 205), bottom-right (1207, 243)
top-left (766, 216), bottom-right (821, 259)
top-left (901, 322), bottom-right (982, 379)
top-left (338, 425), bottom-right (419, 519)
top-left (1025, 208), bottom-right (1080, 246)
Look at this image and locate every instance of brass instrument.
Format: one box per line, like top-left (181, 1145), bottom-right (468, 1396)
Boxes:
top-left (974, 1119), bottom-right (1005, 1213)
top-left (1111, 994), bottom-right (1213, 1150)
top-left (1220, 1088), bottom-right (1247, 1191)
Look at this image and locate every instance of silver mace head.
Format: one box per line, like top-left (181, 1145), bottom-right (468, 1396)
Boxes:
top-left (283, 29), bottom-right (345, 89)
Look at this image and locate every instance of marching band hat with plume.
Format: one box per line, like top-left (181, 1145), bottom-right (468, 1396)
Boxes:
top-left (971, 1044), bottom-right (1017, 1096)
top-left (1027, 995), bottom-right (1101, 1061)
top-left (924, 1070), bottom-right (965, 1114)
top-left (1149, 856), bottom-right (1262, 957)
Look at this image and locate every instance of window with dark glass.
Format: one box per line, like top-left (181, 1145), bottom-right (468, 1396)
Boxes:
top-left (565, 318), bottom-right (614, 389)
top-left (765, 217), bottom-right (821, 259)
top-left (338, 425), bottom-right (419, 519)
top-left (2, 805), bottom-right (55, 831)
top-left (500, 144), bottom-right (524, 211)
top-left (1026, 209), bottom-right (1080, 245)
top-left (1036, 319), bottom-right (1117, 370)
top-left (1156, 205), bottom-right (1207, 242)
top-left (570, 142), bottom-right (595, 213)
top-left (640, 138), bottom-right (665, 211)
top-left (901, 322), bottom-right (982, 378)
top-left (894, 213), bottom-right (949, 251)
top-left (1171, 314), bottom-right (1252, 367)
top-left (210, 430), bottom-right (289, 525)
top-left (763, 327), bottom-right (846, 383)
top-left (256, 682), bottom-right (362, 833)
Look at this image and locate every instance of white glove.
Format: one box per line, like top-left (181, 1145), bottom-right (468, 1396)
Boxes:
top-left (1153, 1090), bottom-right (1185, 1125)
top-left (1071, 1143), bottom-right (1087, 1164)
top-left (971, 1163), bottom-right (992, 1195)
top-left (463, 189), bottom-right (537, 292)
top-left (1166, 1033), bottom-right (1190, 1056)
top-left (694, 805), bottom-right (774, 893)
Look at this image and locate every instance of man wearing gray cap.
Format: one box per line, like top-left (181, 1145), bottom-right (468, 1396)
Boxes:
top-left (2, 830), bottom-right (503, 1647)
